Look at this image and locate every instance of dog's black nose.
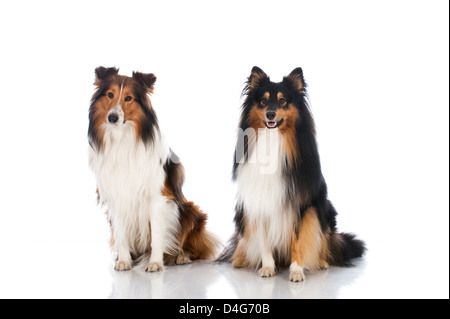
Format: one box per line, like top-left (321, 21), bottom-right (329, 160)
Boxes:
top-left (266, 111), bottom-right (276, 121)
top-left (108, 113), bottom-right (119, 124)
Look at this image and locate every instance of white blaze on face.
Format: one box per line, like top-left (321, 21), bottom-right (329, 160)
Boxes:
top-left (109, 83), bottom-right (125, 124)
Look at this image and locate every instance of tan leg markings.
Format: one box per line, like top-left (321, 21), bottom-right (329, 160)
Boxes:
top-left (290, 207), bottom-right (324, 282)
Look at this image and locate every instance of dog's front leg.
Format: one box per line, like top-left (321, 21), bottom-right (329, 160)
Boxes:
top-left (258, 229), bottom-right (276, 277)
top-left (113, 219), bottom-right (132, 271)
top-left (146, 199), bottom-right (165, 272)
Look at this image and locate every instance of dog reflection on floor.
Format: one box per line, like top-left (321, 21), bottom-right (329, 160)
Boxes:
top-left (219, 259), bottom-right (367, 299)
top-left (109, 261), bottom-right (218, 299)
top-left (108, 259), bottom-right (366, 299)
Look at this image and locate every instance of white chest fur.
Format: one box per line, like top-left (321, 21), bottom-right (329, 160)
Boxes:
top-left (89, 123), bottom-right (179, 256)
top-left (236, 129), bottom-right (293, 262)
top-left (236, 129), bottom-right (286, 218)
top-left (89, 124), bottom-right (168, 209)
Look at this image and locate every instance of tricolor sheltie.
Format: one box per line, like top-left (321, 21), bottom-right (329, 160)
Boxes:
top-left (88, 67), bottom-right (219, 272)
top-left (218, 67), bottom-right (366, 281)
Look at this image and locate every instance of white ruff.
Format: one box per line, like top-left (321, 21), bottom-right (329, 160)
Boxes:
top-left (235, 129), bottom-right (293, 268)
top-left (89, 122), bottom-right (180, 262)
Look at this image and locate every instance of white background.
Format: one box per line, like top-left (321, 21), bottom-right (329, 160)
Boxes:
top-left (0, 0), bottom-right (448, 299)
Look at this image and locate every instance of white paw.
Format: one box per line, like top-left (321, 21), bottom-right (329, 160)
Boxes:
top-left (289, 262), bottom-right (305, 282)
top-left (114, 260), bottom-right (132, 271)
top-left (146, 262), bottom-right (164, 272)
top-left (258, 266), bottom-right (276, 278)
top-left (289, 270), bottom-right (305, 282)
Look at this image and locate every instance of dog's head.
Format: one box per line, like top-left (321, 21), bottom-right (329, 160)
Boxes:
top-left (242, 66), bottom-right (307, 133)
top-left (88, 67), bottom-right (158, 149)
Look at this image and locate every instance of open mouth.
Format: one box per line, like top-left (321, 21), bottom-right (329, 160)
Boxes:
top-left (265, 119), bottom-right (284, 129)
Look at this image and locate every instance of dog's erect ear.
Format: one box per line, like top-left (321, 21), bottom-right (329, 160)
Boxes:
top-left (95, 66), bottom-right (119, 82)
top-left (285, 67), bottom-right (306, 93)
top-left (247, 66), bottom-right (269, 91)
top-left (132, 72), bottom-right (157, 94)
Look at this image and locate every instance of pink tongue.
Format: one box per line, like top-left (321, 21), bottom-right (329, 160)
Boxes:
top-left (268, 121), bottom-right (276, 127)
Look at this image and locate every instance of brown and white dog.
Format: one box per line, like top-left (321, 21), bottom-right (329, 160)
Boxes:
top-left (88, 67), bottom-right (219, 272)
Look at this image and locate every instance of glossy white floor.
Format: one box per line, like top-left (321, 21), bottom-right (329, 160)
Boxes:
top-left (0, 240), bottom-right (398, 299)
top-left (0, 226), bottom-right (447, 299)
top-left (109, 259), bottom-right (369, 299)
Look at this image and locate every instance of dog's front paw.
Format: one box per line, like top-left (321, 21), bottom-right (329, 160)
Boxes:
top-left (258, 266), bottom-right (276, 278)
top-left (289, 263), bottom-right (305, 282)
top-left (146, 262), bottom-right (164, 272)
top-left (115, 260), bottom-right (132, 271)
top-left (289, 269), bottom-right (305, 282)
top-left (176, 254), bottom-right (192, 265)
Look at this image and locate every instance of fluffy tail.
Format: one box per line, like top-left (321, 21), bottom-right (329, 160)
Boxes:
top-left (328, 232), bottom-right (366, 267)
top-left (182, 201), bottom-right (221, 260)
top-left (216, 234), bottom-right (238, 263)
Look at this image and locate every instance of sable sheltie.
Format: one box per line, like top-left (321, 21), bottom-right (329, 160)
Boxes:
top-left (218, 67), bottom-right (366, 281)
top-left (88, 67), bottom-right (219, 272)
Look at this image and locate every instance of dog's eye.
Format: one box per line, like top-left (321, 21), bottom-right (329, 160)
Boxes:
top-left (124, 96), bottom-right (132, 102)
top-left (107, 92), bottom-right (114, 99)
top-left (261, 98), bottom-right (267, 104)
top-left (279, 98), bottom-right (286, 105)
